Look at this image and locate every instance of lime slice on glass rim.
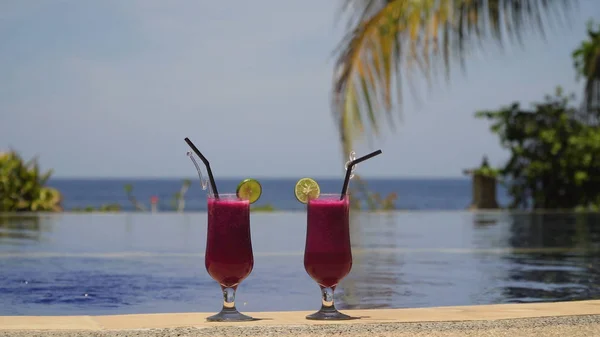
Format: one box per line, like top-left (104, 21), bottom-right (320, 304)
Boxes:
top-left (294, 177), bottom-right (320, 204)
top-left (236, 178), bottom-right (262, 204)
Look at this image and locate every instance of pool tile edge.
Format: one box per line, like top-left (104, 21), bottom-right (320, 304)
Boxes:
top-left (0, 316), bottom-right (101, 331)
top-left (2, 300), bottom-right (600, 331)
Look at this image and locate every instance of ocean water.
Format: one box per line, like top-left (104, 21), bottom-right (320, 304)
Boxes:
top-left (47, 178), bottom-right (511, 212)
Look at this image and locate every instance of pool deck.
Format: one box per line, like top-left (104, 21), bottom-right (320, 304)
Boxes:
top-left (1, 300), bottom-right (600, 336)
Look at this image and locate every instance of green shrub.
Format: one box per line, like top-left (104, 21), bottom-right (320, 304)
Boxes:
top-left (72, 204), bottom-right (121, 212)
top-left (0, 151), bottom-right (62, 212)
top-left (251, 204), bottom-right (276, 212)
top-left (477, 88), bottom-right (600, 209)
top-left (349, 174), bottom-right (398, 211)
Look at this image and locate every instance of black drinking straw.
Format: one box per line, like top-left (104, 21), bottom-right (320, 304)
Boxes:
top-left (184, 137), bottom-right (220, 198)
top-left (340, 150), bottom-right (383, 200)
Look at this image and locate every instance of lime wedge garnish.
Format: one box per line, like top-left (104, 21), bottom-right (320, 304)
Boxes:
top-left (236, 178), bottom-right (262, 204)
top-left (294, 178), bottom-right (320, 204)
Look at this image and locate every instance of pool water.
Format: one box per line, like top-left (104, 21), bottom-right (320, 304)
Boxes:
top-left (0, 212), bottom-right (599, 315)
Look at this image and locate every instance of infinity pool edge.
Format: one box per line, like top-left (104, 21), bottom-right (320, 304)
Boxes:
top-left (1, 300), bottom-right (599, 331)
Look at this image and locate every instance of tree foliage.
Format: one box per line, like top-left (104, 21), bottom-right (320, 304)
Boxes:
top-left (333, 0), bottom-right (575, 155)
top-left (0, 151), bottom-right (62, 212)
top-left (476, 88), bottom-right (600, 210)
top-left (572, 19), bottom-right (600, 120)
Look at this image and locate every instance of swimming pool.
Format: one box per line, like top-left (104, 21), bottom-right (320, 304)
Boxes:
top-left (0, 211), bottom-right (598, 315)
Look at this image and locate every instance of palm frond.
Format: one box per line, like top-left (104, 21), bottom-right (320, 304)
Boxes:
top-left (573, 20), bottom-right (600, 120)
top-left (333, 0), bottom-right (576, 155)
top-left (585, 51), bottom-right (600, 114)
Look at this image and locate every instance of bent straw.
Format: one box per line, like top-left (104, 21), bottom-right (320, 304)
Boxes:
top-left (340, 150), bottom-right (383, 200)
top-left (184, 137), bottom-right (220, 198)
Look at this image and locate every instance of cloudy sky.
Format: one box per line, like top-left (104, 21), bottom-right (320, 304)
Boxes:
top-left (1, 0), bottom-right (597, 178)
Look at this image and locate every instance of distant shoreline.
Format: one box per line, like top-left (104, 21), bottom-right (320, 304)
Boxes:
top-left (3, 209), bottom-right (599, 216)
top-left (48, 176), bottom-right (471, 181)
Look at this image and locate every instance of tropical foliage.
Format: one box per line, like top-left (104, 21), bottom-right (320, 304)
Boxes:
top-left (333, 0), bottom-right (576, 155)
top-left (572, 19), bottom-right (600, 120)
top-left (350, 174), bottom-right (398, 210)
top-left (477, 87), bottom-right (600, 210)
top-left (170, 179), bottom-right (192, 212)
top-left (475, 19), bottom-right (600, 210)
top-left (0, 151), bottom-right (62, 212)
top-left (72, 204), bottom-right (121, 212)
top-left (123, 183), bottom-right (147, 211)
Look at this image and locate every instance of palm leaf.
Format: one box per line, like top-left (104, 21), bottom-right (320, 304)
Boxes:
top-left (333, 0), bottom-right (575, 155)
top-left (572, 19), bottom-right (600, 124)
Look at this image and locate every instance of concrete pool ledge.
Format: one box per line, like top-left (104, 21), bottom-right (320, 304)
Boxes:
top-left (2, 300), bottom-right (600, 331)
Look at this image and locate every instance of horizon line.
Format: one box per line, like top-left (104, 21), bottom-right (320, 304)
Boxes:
top-left (49, 175), bottom-right (469, 180)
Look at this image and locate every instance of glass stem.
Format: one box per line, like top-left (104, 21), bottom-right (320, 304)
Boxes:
top-left (222, 287), bottom-right (237, 311)
top-left (320, 286), bottom-right (336, 312)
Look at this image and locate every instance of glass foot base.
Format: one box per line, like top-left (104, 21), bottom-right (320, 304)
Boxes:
top-left (206, 307), bottom-right (255, 322)
top-left (306, 307), bottom-right (353, 320)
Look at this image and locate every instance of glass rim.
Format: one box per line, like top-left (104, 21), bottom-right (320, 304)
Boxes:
top-left (317, 193), bottom-right (350, 195)
top-left (207, 193), bottom-right (244, 199)
top-left (311, 193), bottom-right (350, 199)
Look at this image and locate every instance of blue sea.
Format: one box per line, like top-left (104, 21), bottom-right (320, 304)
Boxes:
top-left (47, 178), bottom-right (511, 211)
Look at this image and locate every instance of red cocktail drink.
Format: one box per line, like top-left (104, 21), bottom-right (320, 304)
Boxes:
top-left (304, 195), bottom-right (352, 288)
top-left (295, 149), bottom-right (382, 320)
top-left (303, 194), bottom-right (353, 320)
top-left (206, 195), bottom-right (253, 288)
top-left (205, 194), bottom-right (254, 322)
top-left (183, 138), bottom-right (263, 322)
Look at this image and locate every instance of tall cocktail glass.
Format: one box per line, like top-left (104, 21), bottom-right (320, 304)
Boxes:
top-left (304, 193), bottom-right (352, 320)
top-left (184, 138), bottom-right (261, 322)
top-left (297, 150), bottom-right (382, 320)
top-left (205, 193), bottom-right (254, 321)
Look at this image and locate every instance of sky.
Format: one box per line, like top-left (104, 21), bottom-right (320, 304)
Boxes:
top-left (0, 0), bottom-right (598, 178)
